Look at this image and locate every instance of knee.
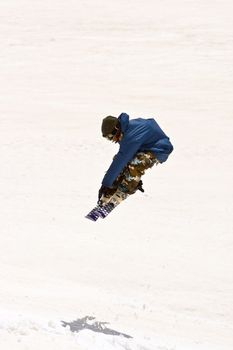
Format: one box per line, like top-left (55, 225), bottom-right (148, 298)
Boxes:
top-left (119, 179), bottom-right (142, 195)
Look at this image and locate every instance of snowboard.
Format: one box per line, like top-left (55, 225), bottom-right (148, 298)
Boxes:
top-left (85, 189), bottom-right (129, 221)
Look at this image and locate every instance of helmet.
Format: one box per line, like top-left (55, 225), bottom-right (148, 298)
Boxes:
top-left (101, 116), bottom-right (119, 137)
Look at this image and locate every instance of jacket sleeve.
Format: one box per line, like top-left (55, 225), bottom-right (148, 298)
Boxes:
top-left (101, 140), bottom-right (141, 187)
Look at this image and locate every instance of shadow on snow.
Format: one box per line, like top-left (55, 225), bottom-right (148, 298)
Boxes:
top-left (62, 316), bottom-right (132, 339)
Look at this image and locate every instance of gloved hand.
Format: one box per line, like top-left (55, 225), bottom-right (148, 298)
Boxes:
top-left (98, 185), bottom-right (109, 201)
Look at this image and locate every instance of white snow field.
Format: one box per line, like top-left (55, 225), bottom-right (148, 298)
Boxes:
top-left (0, 0), bottom-right (233, 349)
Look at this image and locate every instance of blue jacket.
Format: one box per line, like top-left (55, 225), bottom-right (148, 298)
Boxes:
top-left (102, 113), bottom-right (173, 187)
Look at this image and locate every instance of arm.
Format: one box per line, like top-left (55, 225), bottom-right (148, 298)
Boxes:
top-left (101, 140), bottom-right (141, 187)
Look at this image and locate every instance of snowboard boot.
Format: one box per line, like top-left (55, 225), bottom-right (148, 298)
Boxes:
top-left (97, 189), bottom-right (129, 219)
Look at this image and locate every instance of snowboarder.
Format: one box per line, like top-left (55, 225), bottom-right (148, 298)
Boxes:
top-left (86, 112), bottom-right (173, 221)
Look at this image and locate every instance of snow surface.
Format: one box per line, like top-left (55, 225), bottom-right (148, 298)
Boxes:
top-left (0, 0), bottom-right (233, 349)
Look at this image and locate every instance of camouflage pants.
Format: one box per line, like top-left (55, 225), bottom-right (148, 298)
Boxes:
top-left (101, 151), bottom-right (159, 205)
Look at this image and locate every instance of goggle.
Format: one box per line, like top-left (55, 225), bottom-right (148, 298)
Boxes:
top-left (104, 127), bottom-right (119, 141)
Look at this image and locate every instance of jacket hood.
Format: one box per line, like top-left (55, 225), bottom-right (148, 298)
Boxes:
top-left (118, 113), bottom-right (129, 133)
